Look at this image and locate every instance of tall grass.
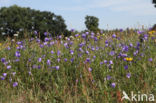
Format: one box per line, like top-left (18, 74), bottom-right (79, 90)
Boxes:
top-left (0, 29), bottom-right (156, 103)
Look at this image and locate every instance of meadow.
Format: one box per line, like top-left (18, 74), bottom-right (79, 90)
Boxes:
top-left (0, 29), bottom-right (156, 103)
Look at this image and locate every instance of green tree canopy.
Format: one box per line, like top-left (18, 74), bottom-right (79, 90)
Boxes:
top-left (85, 15), bottom-right (99, 32)
top-left (0, 5), bottom-right (67, 38)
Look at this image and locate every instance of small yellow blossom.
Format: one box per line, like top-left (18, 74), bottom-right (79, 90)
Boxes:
top-left (0, 43), bottom-right (2, 46)
top-left (125, 57), bottom-right (133, 62)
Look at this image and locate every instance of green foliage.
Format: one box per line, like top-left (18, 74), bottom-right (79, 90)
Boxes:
top-left (85, 15), bottom-right (99, 32)
top-left (0, 5), bottom-right (67, 38)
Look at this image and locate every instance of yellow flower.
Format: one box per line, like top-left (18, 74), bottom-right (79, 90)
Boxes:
top-left (0, 43), bottom-right (2, 46)
top-left (148, 31), bottom-right (155, 35)
top-left (125, 57), bottom-right (133, 62)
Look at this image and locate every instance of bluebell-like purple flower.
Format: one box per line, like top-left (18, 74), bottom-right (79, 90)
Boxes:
top-left (86, 58), bottom-right (90, 62)
top-left (38, 58), bottom-right (42, 62)
top-left (109, 60), bottom-right (113, 65)
top-left (34, 30), bottom-right (38, 35)
top-left (1, 58), bottom-right (6, 63)
top-left (0, 76), bottom-right (5, 80)
top-left (56, 66), bottom-right (59, 70)
top-left (3, 73), bottom-right (7, 77)
top-left (107, 75), bottom-right (111, 80)
top-left (148, 58), bottom-right (152, 62)
top-left (112, 34), bottom-right (116, 38)
top-left (88, 67), bottom-right (92, 72)
top-left (109, 51), bottom-right (115, 56)
top-left (13, 82), bottom-right (18, 87)
top-left (7, 65), bottom-right (11, 69)
top-left (111, 83), bottom-right (116, 88)
top-left (64, 58), bottom-right (67, 62)
top-left (104, 60), bottom-right (107, 64)
top-left (82, 33), bottom-right (86, 38)
top-left (124, 65), bottom-right (128, 70)
top-left (126, 73), bottom-right (131, 78)
top-left (70, 50), bottom-right (74, 55)
top-left (57, 58), bottom-right (61, 62)
top-left (47, 59), bottom-right (51, 65)
top-left (15, 51), bottom-right (20, 57)
top-left (57, 50), bottom-right (61, 56)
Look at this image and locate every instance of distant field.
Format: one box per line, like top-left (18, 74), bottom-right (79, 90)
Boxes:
top-left (0, 30), bottom-right (156, 103)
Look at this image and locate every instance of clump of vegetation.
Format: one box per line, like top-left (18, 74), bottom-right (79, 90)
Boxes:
top-left (0, 29), bottom-right (155, 102)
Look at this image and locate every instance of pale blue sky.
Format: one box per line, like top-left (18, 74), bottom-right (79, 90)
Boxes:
top-left (0, 0), bottom-right (156, 31)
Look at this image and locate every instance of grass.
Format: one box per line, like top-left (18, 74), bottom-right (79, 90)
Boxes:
top-left (0, 29), bottom-right (156, 103)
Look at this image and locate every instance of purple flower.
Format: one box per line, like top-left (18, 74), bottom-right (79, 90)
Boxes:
top-left (111, 83), bottom-right (116, 88)
top-left (12, 72), bottom-right (16, 76)
top-left (109, 51), bottom-right (115, 56)
top-left (44, 32), bottom-right (48, 36)
top-left (75, 34), bottom-right (79, 37)
top-left (107, 75), bottom-right (111, 80)
top-left (34, 30), bottom-right (38, 35)
top-left (120, 29), bottom-right (123, 32)
top-left (70, 50), bottom-right (74, 55)
top-left (71, 58), bottom-right (74, 62)
top-left (82, 33), bottom-right (86, 38)
top-left (148, 58), bottom-right (152, 62)
top-left (86, 58), bottom-right (90, 62)
top-left (88, 67), bottom-right (92, 72)
top-left (15, 51), bottom-right (20, 57)
top-left (86, 50), bottom-right (89, 55)
top-left (126, 73), bottom-right (131, 78)
top-left (3, 73), bottom-right (7, 77)
top-left (13, 82), bottom-right (18, 87)
top-left (56, 66), bottom-right (59, 70)
top-left (7, 65), bottom-right (11, 69)
top-left (64, 58), bottom-right (67, 62)
top-left (1, 58), bottom-right (6, 63)
top-left (51, 50), bottom-right (54, 54)
top-left (112, 34), bottom-right (116, 38)
top-left (0, 76), bottom-right (5, 80)
top-left (57, 50), bottom-right (61, 56)
top-left (47, 59), bottom-right (51, 65)
top-left (109, 60), bottom-right (113, 65)
top-left (104, 60), bottom-right (107, 64)
top-left (38, 58), bottom-right (42, 62)
top-left (124, 65), bottom-right (128, 70)
top-left (57, 58), bottom-right (61, 62)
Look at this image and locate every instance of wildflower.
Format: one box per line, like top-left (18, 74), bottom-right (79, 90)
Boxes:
top-left (112, 34), bottom-right (116, 38)
top-left (124, 57), bottom-right (133, 62)
top-left (64, 58), bottom-right (68, 62)
top-left (88, 67), bottom-right (92, 72)
top-left (126, 73), bottom-right (131, 78)
top-left (109, 51), bottom-right (115, 56)
top-left (3, 73), bottom-right (7, 77)
top-left (109, 60), bottom-right (113, 64)
top-left (106, 75), bottom-right (111, 80)
top-left (111, 83), bottom-right (116, 88)
top-left (86, 58), bottom-right (90, 62)
top-left (1, 58), bottom-right (6, 63)
top-left (57, 58), bottom-right (60, 62)
top-left (13, 82), bottom-right (18, 87)
top-left (148, 58), bottom-right (153, 62)
top-left (12, 72), bottom-right (16, 76)
top-left (124, 65), bottom-right (128, 70)
top-left (0, 43), bottom-right (2, 46)
top-left (7, 65), bottom-right (11, 69)
top-left (47, 59), bottom-right (51, 65)
top-left (70, 50), bottom-right (74, 55)
top-left (15, 51), bottom-right (21, 57)
top-left (56, 66), bottom-right (59, 70)
top-left (57, 50), bottom-right (61, 56)
top-left (0, 76), bottom-right (5, 80)
top-left (104, 60), bottom-right (107, 64)
top-left (38, 58), bottom-right (42, 62)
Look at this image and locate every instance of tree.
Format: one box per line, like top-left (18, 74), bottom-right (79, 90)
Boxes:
top-left (0, 5), bottom-right (67, 39)
top-left (153, 0), bottom-right (156, 7)
top-left (85, 15), bottom-right (99, 32)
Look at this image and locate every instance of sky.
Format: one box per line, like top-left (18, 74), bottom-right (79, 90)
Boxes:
top-left (0, 0), bottom-right (156, 31)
